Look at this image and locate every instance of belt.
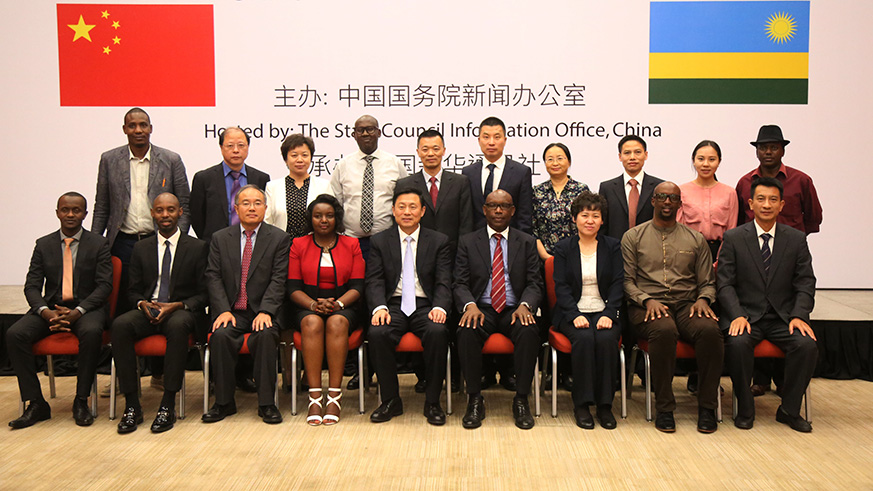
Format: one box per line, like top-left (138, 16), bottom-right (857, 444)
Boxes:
top-left (118, 231), bottom-right (155, 241)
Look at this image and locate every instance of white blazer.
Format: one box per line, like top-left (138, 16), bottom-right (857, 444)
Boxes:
top-left (264, 175), bottom-right (331, 230)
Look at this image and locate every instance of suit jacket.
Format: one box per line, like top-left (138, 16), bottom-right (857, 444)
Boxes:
top-left (552, 235), bottom-right (624, 328)
top-left (364, 226), bottom-right (453, 313)
top-left (453, 227), bottom-right (542, 313)
top-left (396, 170), bottom-right (474, 254)
top-left (23, 229), bottom-right (113, 314)
top-left (127, 232), bottom-right (209, 312)
top-left (92, 144), bottom-right (191, 248)
top-left (598, 173), bottom-right (663, 240)
top-left (189, 163), bottom-right (271, 243)
top-left (205, 223), bottom-right (291, 320)
top-left (717, 222), bottom-right (815, 326)
top-left (462, 158), bottom-right (533, 233)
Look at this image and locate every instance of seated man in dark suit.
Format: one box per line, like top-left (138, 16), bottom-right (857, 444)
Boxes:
top-left (365, 187), bottom-right (452, 426)
top-left (111, 193), bottom-right (208, 434)
top-left (454, 190), bottom-right (542, 430)
top-left (202, 185), bottom-right (290, 425)
top-left (718, 176), bottom-right (817, 433)
top-left (7, 192), bottom-right (113, 429)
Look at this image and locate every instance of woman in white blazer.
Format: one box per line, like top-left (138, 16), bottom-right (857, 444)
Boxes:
top-left (265, 133), bottom-right (331, 238)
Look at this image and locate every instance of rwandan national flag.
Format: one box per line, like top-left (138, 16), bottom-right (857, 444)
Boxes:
top-left (649, 1), bottom-right (809, 104)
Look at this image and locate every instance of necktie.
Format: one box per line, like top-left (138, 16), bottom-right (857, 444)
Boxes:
top-left (229, 170), bottom-right (242, 226)
top-left (157, 240), bottom-right (172, 303)
top-left (484, 163), bottom-right (496, 197)
top-left (234, 230), bottom-right (254, 310)
top-left (761, 233), bottom-right (772, 275)
top-left (429, 176), bottom-right (438, 207)
top-left (491, 233), bottom-right (506, 313)
top-left (401, 236), bottom-right (416, 316)
top-left (62, 238), bottom-right (74, 302)
top-left (628, 178), bottom-right (639, 227)
top-left (361, 155), bottom-right (375, 233)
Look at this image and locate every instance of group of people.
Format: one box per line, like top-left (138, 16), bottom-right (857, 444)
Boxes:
top-left (6, 108), bottom-right (823, 437)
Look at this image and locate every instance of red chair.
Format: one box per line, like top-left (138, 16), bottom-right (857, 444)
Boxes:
top-left (286, 328), bottom-right (366, 415)
top-left (481, 333), bottom-right (541, 417)
top-left (731, 340), bottom-right (812, 422)
top-left (109, 334), bottom-right (199, 420)
top-left (18, 256), bottom-right (121, 417)
top-left (543, 257), bottom-right (626, 418)
top-left (202, 332), bottom-right (280, 415)
top-left (372, 331), bottom-right (453, 415)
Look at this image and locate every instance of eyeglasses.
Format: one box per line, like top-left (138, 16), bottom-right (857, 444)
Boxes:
top-left (545, 156), bottom-right (567, 164)
top-left (484, 203), bottom-right (515, 210)
top-left (354, 126), bottom-right (378, 136)
top-left (653, 193), bottom-right (680, 202)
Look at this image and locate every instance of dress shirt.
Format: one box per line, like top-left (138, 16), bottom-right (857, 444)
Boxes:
top-left (480, 155), bottom-right (506, 194)
top-left (623, 170), bottom-right (646, 204)
top-left (120, 146), bottom-right (154, 234)
top-left (622, 221), bottom-right (716, 306)
top-left (422, 168), bottom-right (444, 193)
top-left (736, 163), bottom-right (822, 234)
top-left (577, 250), bottom-right (606, 312)
top-left (329, 149), bottom-right (407, 238)
top-left (532, 177), bottom-right (589, 254)
top-left (223, 162), bottom-right (249, 225)
top-left (39, 229), bottom-right (86, 315)
top-left (754, 220), bottom-right (776, 252)
top-left (480, 226), bottom-right (518, 307)
top-left (239, 223), bottom-right (262, 262)
top-left (150, 227), bottom-right (181, 301)
top-left (677, 181), bottom-right (739, 241)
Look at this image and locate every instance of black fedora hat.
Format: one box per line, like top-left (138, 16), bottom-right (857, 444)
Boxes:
top-left (750, 125), bottom-right (790, 146)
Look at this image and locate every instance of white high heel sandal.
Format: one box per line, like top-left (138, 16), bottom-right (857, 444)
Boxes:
top-left (322, 388), bottom-right (342, 425)
top-left (307, 388), bottom-right (323, 426)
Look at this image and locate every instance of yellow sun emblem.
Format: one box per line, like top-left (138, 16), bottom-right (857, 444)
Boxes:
top-left (765, 12), bottom-right (797, 44)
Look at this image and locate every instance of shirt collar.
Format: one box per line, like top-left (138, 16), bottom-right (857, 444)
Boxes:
top-left (158, 227), bottom-right (182, 248)
top-left (60, 228), bottom-right (83, 241)
top-left (486, 225), bottom-right (509, 241)
top-left (422, 168), bottom-right (443, 183)
top-left (484, 155), bottom-right (506, 169)
top-left (240, 222), bottom-right (262, 236)
top-left (754, 219), bottom-right (776, 237)
top-left (399, 225), bottom-right (421, 243)
top-left (128, 146), bottom-right (152, 162)
top-left (752, 163), bottom-right (787, 179)
top-left (223, 161), bottom-right (247, 177)
top-left (623, 170), bottom-right (645, 186)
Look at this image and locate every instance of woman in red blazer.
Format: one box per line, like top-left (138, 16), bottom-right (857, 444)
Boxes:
top-left (288, 194), bottom-right (365, 425)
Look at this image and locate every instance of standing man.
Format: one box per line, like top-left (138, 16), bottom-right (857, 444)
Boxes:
top-left (719, 177), bottom-right (817, 432)
top-left (7, 192), bottom-right (113, 428)
top-left (202, 185), bottom-right (290, 425)
top-left (365, 187), bottom-right (452, 426)
top-left (111, 193), bottom-right (209, 434)
top-left (598, 135), bottom-right (664, 240)
top-left (462, 117), bottom-right (532, 234)
top-left (622, 182), bottom-right (723, 433)
top-left (454, 190), bottom-right (542, 430)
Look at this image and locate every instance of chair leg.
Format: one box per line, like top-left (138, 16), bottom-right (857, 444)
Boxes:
top-left (551, 347), bottom-right (558, 418)
top-left (534, 358), bottom-right (541, 417)
top-left (291, 347), bottom-right (298, 416)
top-left (19, 400), bottom-right (24, 417)
top-left (627, 348), bottom-right (638, 399)
top-left (179, 371), bottom-right (187, 419)
top-left (48, 355), bottom-right (56, 399)
top-left (203, 347), bottom-right (210, 415)
top-left (804, 384), bottom-right (812, 423)
top-left (90, 376), bottom-right (98, 417)
top-left (358, 345), bottom-right (365, 415)
top-left (109, 358), bottom-right (117, 420)
top-left (717, 385), bottom-right (723, 423)
top-left (620, 347), bottom-right (627, 419)
top-left (446, 348), bottom-right (452, 415)
top-left (643, 351), bottom-right (652, 422)
top-left (274, 347), bottom-right (280, 409)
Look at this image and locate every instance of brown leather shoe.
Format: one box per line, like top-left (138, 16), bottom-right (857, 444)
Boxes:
top-left (750, 384), bottom-right (770, 397)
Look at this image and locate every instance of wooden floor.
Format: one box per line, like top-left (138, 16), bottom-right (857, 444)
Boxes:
top-left (2, 373), bottom-right (872, 490)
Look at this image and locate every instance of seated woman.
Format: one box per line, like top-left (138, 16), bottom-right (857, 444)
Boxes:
top-left (287, 194), bottom-right (365, 425)
top-left (265, 133), bottom-right (331, 239)
top-left (552, 191), bottom-right (623, 430)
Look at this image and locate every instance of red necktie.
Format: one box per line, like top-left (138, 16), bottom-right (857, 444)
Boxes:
top-left (429, 176), bottom-right (438, 207)
top-left (628, 178), bottom-right (639, 227)
top-left (491, 233), bottom-right (506, 313)
top-left (234, 230), bottom-right (254, 310)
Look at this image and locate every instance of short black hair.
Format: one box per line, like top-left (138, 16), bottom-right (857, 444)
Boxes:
top-left (392, 185), bottom-right (425, 207)
top-left (219, 126), bottom-right (251, 146)
top-left (59, 191), bottom-right (87, 209)
top-left (304, 194), bottom-right (345, 234)
top-left (692, 140), bottom-right (722, 160)
top-left (618, 134), bottom-right (647, 152)
top-left (570, 191), bottom-right (607, 223)
top-left (479, 117), bottom-right (506, 133)
top-left (751, 176), bottom-right (784, 199)
top-left (124, 107), bottom-right (150, 124)
top-left (281, 134), bottom-right (315, 161)
top-left (543, 142), bottom-right (571, 163)
top-left (417, 129), bottom-right (444, 146)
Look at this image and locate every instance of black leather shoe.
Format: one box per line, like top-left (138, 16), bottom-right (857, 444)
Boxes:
top-left (117, 406), bottom-right (143, 434)
top-left (655, 411), bottom-right (676, 432)
top-left (686, 372), bottom-right (699, 393)
top-left (370, 397), bottom-right (403, 423)
top-left (236, 378), bottom-right (257, 393)
top-left (697, 407), bottom-right (718, 433)
top-left (424, 402), bottom-right (446, 426)
top-left (73, 398), bottom-right (94, 426)
top-left (734, 415), bottom-right (755, 430)
top-left (501, 376), bottom-right (518, 392)
top-left (574, 405), bottom-right (594, 430)
top-left (776, 405), bottom-right (811, 433)
top-left (202, 401), bottom-right (237, 423)
top-left (414, 377), bottom-right (427, 394)
top-left (150, 407), bottom-right (175, 433)
top-left (480, 374), bottom-right (496, 390)
top-left (462, 395), bottom-right (485, 429)
top-left (561, 375), bottom-right (574, 392)
top-left (258, 404), bottom-right (283, 424)
top-left (596, 404), bottom-right (617, 430)
top-left (512, 396), bottom-right (534, 430)
top-left (346, 373), bottom-right (360, 390)
top-left (9, 401), bottom-right (51, 429)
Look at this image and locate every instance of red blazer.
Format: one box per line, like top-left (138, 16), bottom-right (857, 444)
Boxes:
top-left (288, 234), bottom-right (365, 299)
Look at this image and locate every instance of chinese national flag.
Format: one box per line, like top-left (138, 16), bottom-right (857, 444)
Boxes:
top-left (57, 4), bottom-right (215, 106)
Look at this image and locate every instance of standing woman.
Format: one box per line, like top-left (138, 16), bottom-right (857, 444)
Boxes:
top-left (265, 134), bottom-right (331, 239)
top-left (676, 140), bottom-right (738, 261)
top-left (287, 195), bottom-right (365, 425)
top-left (533, 143), bottom-right (590, 260)
top-left (552, 192), bottom-right (623, 429)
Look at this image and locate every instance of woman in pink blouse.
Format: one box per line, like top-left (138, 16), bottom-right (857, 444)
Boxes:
top-left (677, 140), bottom-right (738, 262)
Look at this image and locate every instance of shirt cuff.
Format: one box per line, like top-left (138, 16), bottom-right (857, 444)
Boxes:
top-left (37, 306), bottom-right (48, 314)
top-left (463, 302), bottom-right (476, 312)
top-left (372, 305), bottom-right (388, 316)
top-left (431, 307), bottom-right (446, 315)
top-left (75, 306), bottom-right (86, 315)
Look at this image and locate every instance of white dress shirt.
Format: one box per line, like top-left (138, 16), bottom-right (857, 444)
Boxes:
top-left (754, 220), bottom-right (776, 252)
top-left (329, 148), bottom-right (407, 238)
top-left (151, 228), bottom-right (181, 301)
top-left (480, 155), bottom-right (506, 194)
top-left (120, 146), bottom-right (155, 234)
top-left (422, 168), bottom-right (444, 194)
top-left (623, 170), bottom-right (646, 204)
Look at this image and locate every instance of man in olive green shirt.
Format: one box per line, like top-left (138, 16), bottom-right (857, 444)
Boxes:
top-left (622, 182), bottom-right (723, 434)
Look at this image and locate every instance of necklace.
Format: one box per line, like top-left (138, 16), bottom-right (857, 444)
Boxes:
top-left (314, 235), bottom-right (337, 253)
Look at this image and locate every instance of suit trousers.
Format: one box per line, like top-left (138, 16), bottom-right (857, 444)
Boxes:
top-left (457, 303), bottom-right (539, 396)
top-left (209, 309), bottom-right (279, 406)
top-left (724, 313), bottom-right (817, 418)
top-left (629, 301), bottom-right (723, 412)
top-left (557, 313), bottom-right (622, 407)
top-left (369, 297), bottom-right (448, 405)
top-left (6, 310), bottom-right (106, 401)
top-left (111, 309), bottom-right (197, 396)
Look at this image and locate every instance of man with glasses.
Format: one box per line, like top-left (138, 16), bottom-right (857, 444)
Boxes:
top-left (621, 182), bottom-right (723, 433)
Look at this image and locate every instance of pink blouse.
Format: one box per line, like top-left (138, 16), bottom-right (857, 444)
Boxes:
top-left (677, 181), bottom-right (738, 241)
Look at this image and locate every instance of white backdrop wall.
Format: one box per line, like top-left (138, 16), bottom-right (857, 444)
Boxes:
top-left (1, 0), bottom-right (869, 287)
